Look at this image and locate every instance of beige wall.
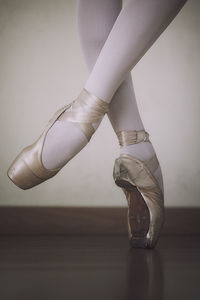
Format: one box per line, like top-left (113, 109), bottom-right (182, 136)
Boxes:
top-left (0, 0), bottom-right (199, 207)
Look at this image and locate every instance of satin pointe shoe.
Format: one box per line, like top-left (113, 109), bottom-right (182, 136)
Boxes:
top-left (7, 88), bottom-right (109, 190)
top-left (113, 130), bottom-right (165, 249)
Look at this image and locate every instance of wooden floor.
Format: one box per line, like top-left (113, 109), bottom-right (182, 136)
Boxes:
top-left (0, 235), bottom-right (200, 300)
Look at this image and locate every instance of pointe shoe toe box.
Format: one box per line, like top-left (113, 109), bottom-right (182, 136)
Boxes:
top-left (7, 140), bottom-right (59, 190)
top-left (7, 149), bottom-right (46, 190)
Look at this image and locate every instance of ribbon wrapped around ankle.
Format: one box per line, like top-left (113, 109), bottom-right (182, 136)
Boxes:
top-left (117, 130), bottom-right (150, 146)
top-left (58, 89), bottom-right (109, 141)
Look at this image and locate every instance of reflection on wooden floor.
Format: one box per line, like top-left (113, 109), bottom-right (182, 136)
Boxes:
top-left (0, 236), bottom-right (199, 300)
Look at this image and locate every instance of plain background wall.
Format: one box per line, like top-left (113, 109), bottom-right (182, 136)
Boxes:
top-left (0, 0), bottom-right (199, 207)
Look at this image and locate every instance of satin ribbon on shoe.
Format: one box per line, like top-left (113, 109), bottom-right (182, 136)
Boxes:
top-left (58, 88), bottom-right (109, 141)
top-left (117, 130), bottom-right (150, 146)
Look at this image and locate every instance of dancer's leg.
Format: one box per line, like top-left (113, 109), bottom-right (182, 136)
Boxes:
top-left (84, 0), bottom-right (187, 102)
top-left (42, 0), bottom-right (187, 180)
top-left (76, 0), bottom-right (144, 132)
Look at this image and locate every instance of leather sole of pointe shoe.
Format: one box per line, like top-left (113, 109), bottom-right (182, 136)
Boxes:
top-left (115, 179), bottom-right (153, 249)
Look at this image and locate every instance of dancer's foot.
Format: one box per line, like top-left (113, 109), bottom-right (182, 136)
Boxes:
top-left (7, 88), bottom-right (108, 189)
top-left (113, 130), bottom-right (165, 248)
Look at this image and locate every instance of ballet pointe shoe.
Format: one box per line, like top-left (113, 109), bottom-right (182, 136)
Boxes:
top-left (113, 130), bottom-right (165, 249)
top-left (7, 88), bottom-right (109, 190)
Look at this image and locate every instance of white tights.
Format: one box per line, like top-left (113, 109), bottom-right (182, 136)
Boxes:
top-left (42, 0), bottom-right (187, 194)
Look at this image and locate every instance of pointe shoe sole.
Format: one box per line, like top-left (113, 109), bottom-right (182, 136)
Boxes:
top-left (115, 178), bottom-right (152, 249)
